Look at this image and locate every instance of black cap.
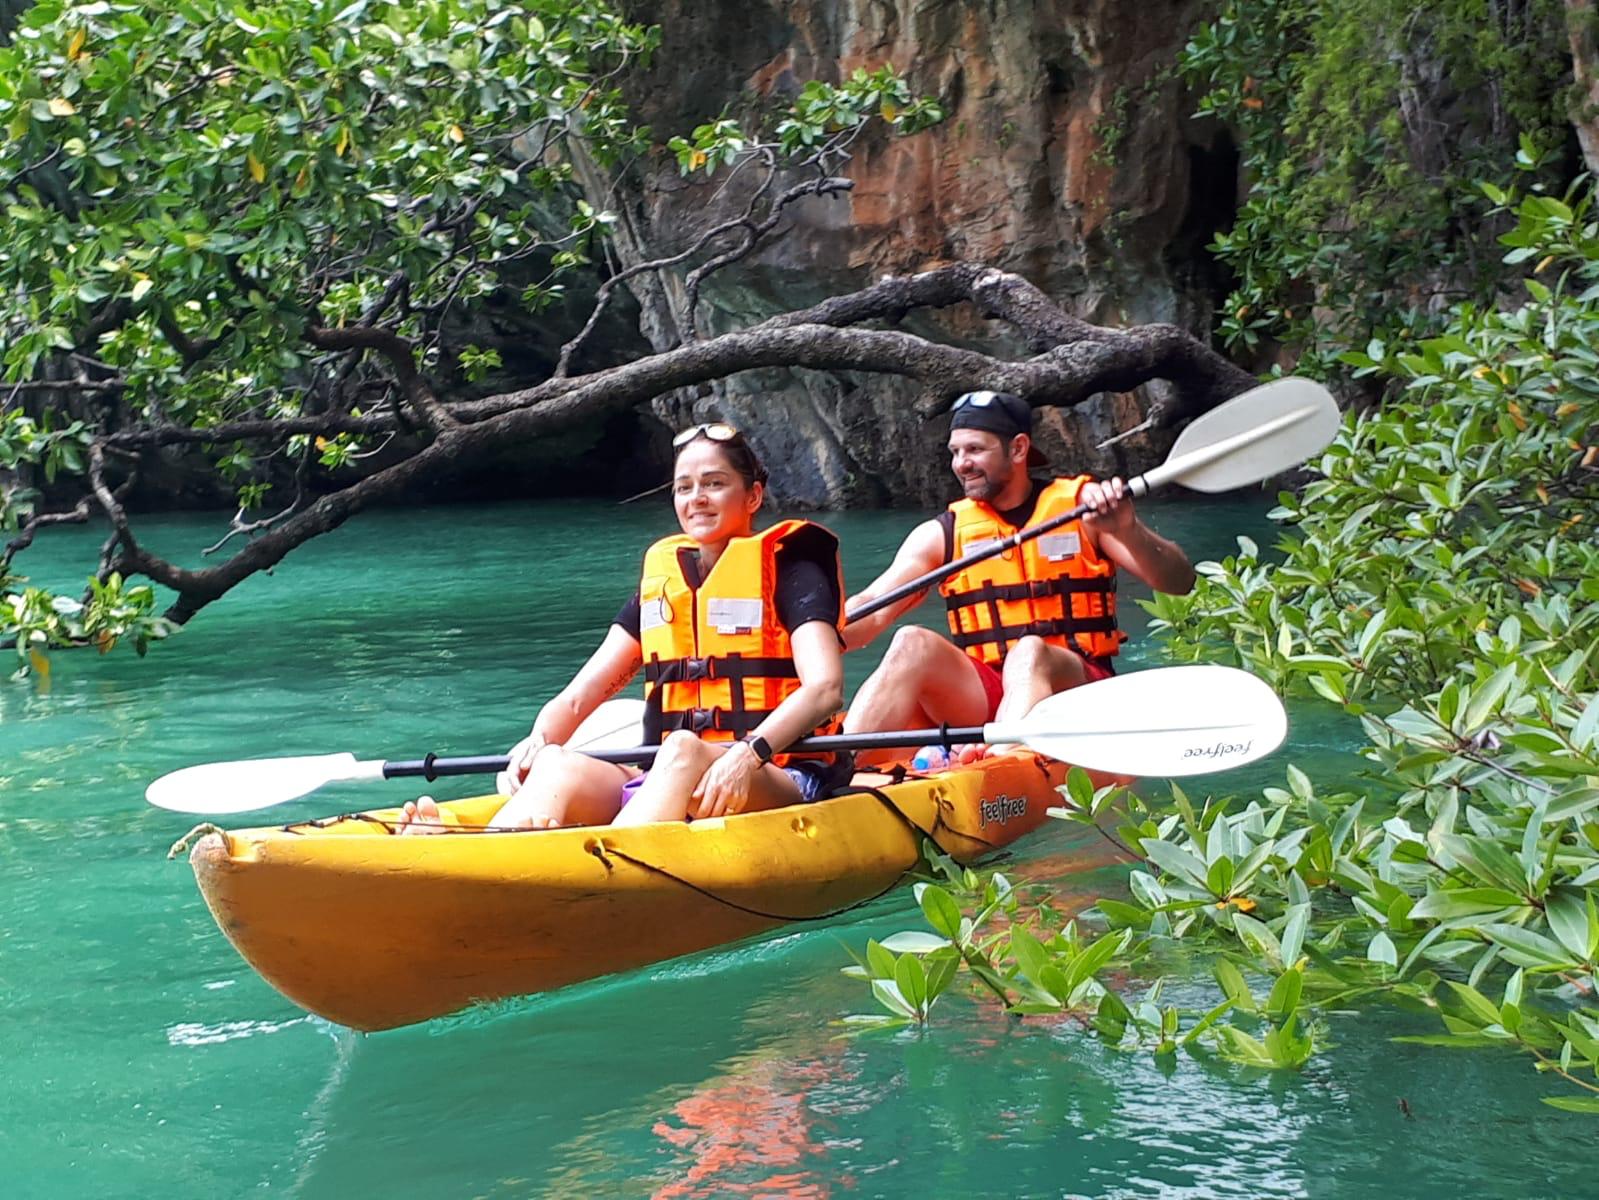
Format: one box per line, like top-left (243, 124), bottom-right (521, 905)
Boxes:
top-left (949, 391), bottom-right (1049, 468)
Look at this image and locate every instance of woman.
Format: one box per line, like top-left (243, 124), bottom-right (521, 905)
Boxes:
top-left (398, 423), bottom-right (847, 832)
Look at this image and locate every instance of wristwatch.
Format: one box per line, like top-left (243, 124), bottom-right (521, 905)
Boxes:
top-left (739, 734), bottom-right (775, 765)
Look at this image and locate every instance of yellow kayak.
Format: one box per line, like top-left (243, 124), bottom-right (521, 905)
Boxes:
top-left (190, 752), bottom-right (1106, 1031)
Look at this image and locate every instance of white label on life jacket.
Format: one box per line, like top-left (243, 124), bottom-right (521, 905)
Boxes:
top-left (708, 597), bottom-right (763, 634)
top-left (1039, 531), bottom-right (1080, 561)
top-left (640, 596), bottom-right (672, 632)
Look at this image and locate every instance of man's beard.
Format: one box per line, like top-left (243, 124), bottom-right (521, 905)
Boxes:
top-left (961, 469), bottom-right (1007, 502)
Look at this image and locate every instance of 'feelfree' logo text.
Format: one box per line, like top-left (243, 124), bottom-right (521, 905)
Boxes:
top-left (1183, 740), bottom-right (1252, 761)
top-left (979, 794), bottom-right (1028, 827)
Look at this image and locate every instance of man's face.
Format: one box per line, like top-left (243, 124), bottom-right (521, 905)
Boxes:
top-left (947, 428), bottom-right (1020, 502)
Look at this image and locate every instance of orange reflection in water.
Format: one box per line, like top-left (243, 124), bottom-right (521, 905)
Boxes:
top-left (650, 1057), bottom-right (855, 1200)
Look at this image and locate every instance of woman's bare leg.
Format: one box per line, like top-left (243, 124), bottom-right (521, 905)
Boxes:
top-left (612, 732), bottom-right (803, 826)
top-left (492, 745), bottom-right (638, 828)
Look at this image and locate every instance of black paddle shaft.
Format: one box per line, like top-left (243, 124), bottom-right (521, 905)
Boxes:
top-left (384, 724), bottom-right (995, 778)
top-left (843, 481), bottom-right (1147, 625)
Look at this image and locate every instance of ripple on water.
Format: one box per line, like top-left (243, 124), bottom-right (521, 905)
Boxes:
top-left (165, 1016), bottom-right (307, 1047)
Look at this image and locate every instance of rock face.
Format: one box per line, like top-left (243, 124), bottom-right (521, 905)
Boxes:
top-left (607, 0), bottom-right (1235, 506)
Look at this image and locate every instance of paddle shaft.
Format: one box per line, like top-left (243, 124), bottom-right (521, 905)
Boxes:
top-left (844, 398), bottom-right (1321, 625)
top-left (383, 725), bottom-right (997, 779)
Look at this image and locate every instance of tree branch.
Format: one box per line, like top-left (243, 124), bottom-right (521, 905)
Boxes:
top-left (64, 260), bottom-right (1253, 628)
top-left (304, 325), bottom-right (457, 433)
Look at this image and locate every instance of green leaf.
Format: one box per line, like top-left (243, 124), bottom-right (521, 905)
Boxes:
top-left (923, 948), bottom-right (960, 1001)
top-left (1214, 959), bottom-right (1256, 1012)
top-left (1037, 962), bottom-right (1073, 1007)
top-left (1437, 834), bottom-right (1529, 894)
top-left (1264, 967), bottom-right (1304, 1019)
top-left (1009, 925), bottom-right (1049, 984)
top-left (1211, 1024), bottom-right (1276, 1068)
top-left (1368, 931), bottom-right (1398, 969)
top-left (1065, 766), bottom-right (1095, 809)
top-left (1462, 664), bottom-right (1518, 730)
top-left (878, 931), bottom-right (949, 955)
top-left (1542, 1096), bottom-right (1599, 1113)
top-left (1233, 912), bottom-right (1283, 966)
top-left (1094, 989), bottom-right (1131, 1041)
top-left (1573, 694), bottom-right (1599, 752)
top-left (1445, 980), bottom-right (1503, 1028)
top-left (870, 978), bottom-right (916, 1019)
top-left (1545, 888), bottom-right (1593, 963)
top-left (1143, 839), bottom-right (1212, 892)
top-left (1393, 1033), bottom-right (1505, 1048)
top-left (1180, 996), bottom-right (1238, 1046)
top-left (1480, 923), bottom-right (1577, 970)
top-left (1094, 898), bottom-right (1152, 929)
top-left (916, 884), bottom-right (964, 942)
top-left (894, 952), bottom-right (927, 1013)
top-left (1279, 902), bottom-right (1310, 968)
top-left (1409, 887), bottom-right (1527, 921)
top-left (1544, 788), bottom-right (1599, 825)
top-left (1064, 929), bottom-right (1128, 995)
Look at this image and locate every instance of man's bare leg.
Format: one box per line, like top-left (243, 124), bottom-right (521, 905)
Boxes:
top-left (843, 626), bottom-right (992, 766)
top-left (954, 637), bottom-right (1091, 764)
top-left (994, 635), bottom-right (1090, 723)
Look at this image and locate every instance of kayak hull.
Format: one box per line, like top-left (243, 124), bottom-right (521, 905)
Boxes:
top-left (190, 752), bottom-right (1109, 1031)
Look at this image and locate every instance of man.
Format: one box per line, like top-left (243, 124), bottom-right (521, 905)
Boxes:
top-left (842, 390), bottom-right (1195, 763)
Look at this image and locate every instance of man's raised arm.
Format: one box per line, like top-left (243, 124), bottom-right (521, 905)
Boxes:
top-left (842, 519), bottom-right (949, 651)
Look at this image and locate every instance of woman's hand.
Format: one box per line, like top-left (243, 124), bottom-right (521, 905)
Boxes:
top-left (496, 730), bottom-right (549, 798)
top-left (691, 741), bottom-right (763, 819)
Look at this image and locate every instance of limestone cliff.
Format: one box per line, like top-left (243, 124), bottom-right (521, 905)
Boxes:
top-left (607, 0), bottom-right (1235, 505)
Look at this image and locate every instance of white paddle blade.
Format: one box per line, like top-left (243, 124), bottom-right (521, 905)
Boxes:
top-left (145, 753), bottom-right (385, 814)
top-left (569, 697), bottom-right (646, 750)
top-left (988, 664), bottom-right (1287, 776)
top-left (1157, 377), bottom-right (1341, 494)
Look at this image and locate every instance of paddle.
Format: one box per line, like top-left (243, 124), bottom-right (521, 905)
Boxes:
top-left (146, 697), bottom-right (647, 816)
top-left (145, 665), bottom-right (1286, 814)
top-left (845, 376), bottom-right (1340, 624)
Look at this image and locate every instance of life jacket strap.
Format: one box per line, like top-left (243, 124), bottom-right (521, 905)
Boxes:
top-left (643, 654), bottom-right (800, 687)
top-left (652, 706), bottom-right (781, 737)
top-left (652, 707), bottom-right (842, 744)
top-left (950, 615), bottom-right (1120, 649)
top-left (943, 574), bottom-right (1116, 612)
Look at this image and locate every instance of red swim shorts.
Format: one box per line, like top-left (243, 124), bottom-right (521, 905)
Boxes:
top-left (968, 654), bottom-right (1114, 721)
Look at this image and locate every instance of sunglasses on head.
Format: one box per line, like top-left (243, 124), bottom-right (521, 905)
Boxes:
top-left (672, 422), bottom-right (744, 448)
top-left (952, 391), bottom-right (1005, 410)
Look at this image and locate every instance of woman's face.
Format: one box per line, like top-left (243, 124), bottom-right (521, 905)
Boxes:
top-left (672, 439), bottom-right (762, 545)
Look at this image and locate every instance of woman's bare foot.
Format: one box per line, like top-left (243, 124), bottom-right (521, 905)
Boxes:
top-left (394, 796), bottom-right (460, 835)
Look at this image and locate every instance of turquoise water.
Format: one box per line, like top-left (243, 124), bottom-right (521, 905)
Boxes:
top-left (2, 497), bottom-right (1590, 1198)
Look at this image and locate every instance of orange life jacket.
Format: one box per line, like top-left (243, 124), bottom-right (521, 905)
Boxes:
top-left (939, 476), bottom-right (1122, 668)
top-left (639, 519), bottom-right (844, 766)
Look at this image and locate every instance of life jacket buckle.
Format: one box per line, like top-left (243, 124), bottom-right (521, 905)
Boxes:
top-left (689, 707), bottom-right (718, 733)
top-left (683, 656), bottom-right (711, 681)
